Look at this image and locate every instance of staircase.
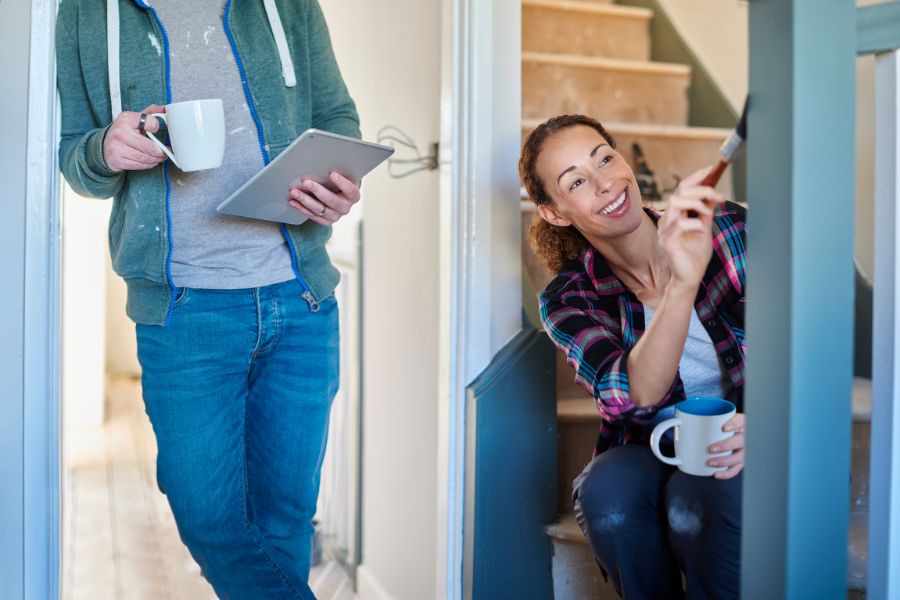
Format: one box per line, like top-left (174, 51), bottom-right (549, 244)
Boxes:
top-left (519, 1), bottom-right (871, 598)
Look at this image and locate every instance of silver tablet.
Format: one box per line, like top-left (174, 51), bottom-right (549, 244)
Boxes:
top-left (217, 129), bottom-right (394, 225)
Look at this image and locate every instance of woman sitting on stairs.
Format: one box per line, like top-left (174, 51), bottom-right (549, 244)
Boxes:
top-left (520, 114), bottom-right (746, 600)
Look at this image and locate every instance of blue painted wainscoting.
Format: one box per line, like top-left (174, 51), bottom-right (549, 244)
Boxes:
top-left (467, 328), bottom-right (558, 599)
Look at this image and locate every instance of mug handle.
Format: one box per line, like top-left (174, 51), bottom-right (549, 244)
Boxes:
top-left (144, 113), bottom-right (181, 170)
top-left (650, 418), bottom-right (682, 466)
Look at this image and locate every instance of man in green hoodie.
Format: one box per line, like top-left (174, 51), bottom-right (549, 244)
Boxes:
top-left (57, 1), bottom-right (361, 597)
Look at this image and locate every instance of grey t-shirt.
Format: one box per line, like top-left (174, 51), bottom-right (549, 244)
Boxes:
top-left (644, 305), bottom-right (731, 400)
top-left (150, 0), bottom-right (295, 289)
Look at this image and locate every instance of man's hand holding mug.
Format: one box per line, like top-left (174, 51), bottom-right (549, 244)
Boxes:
top-left (102, 103), bottom-right (168, 172)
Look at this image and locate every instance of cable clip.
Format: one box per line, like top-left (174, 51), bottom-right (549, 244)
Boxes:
top-left (377, 126), bottom-right (439, 179)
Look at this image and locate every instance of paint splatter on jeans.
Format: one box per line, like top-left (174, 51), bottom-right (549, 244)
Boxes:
top-left (573, 444), bottom-right (742, 600)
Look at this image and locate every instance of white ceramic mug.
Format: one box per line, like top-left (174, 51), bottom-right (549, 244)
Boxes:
top-left (650, 397), bottom-right (736, 477)
top-left (145, 99), bottom-right (225, 172)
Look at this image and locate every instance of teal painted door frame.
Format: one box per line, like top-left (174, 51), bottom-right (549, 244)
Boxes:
top-left (745, 2), bottom-right (900, 598)
top-left (743, 1), bottom-right (856, 598)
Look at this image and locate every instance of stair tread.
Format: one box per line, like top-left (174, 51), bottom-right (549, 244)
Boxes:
top-left (545, 514), bottom-right (584, 542)
top-left (552, 381), bottom-right (872, 425)
top-left (546, 513), bottom-right (870, 590)
top-left (523, 51), bottom-right (691, 76)
top-left (523, 120), bottom-right (731, 140)
top-left (523, 0), bottom-right (653, 19)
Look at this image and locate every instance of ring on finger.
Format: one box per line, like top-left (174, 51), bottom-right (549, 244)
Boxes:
top-left (313, 202), bottom-right (327, 217)
top-left (138, 113), bottom-right (148, 135)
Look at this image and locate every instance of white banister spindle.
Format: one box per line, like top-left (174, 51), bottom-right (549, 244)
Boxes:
top-left (870, 48), bottom-right (900, 600)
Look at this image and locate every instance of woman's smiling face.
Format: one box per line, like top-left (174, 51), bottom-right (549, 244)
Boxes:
top-left (534, 125), bottom-right (644, 240)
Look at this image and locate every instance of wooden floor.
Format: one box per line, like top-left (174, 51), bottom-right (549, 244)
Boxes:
top-left (63, 374), bottom-right (356, 600)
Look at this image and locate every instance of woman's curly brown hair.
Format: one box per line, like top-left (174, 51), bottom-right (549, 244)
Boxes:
top-left (519, 114), bottom-right (617, 273)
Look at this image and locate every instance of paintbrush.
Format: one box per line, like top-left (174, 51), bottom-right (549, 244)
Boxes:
top-left (688, 98), bottom-right (749, 217)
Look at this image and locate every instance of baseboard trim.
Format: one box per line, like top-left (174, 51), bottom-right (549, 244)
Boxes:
top-left (356, 565), bottom-right (397, 600)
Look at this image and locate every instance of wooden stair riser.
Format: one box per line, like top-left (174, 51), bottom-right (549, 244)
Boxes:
top-left (523, 2), bottom-right (651, 61)
top-left (523, 58), bottom-right (690, 125)
top-left (557, 421), bottom-right (600, 514)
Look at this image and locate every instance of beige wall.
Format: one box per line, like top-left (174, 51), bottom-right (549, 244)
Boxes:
top-left (320, 1), bottom-right (442, 599)
top-left (62, 187), bottom-right (109, 428)
top-left (656, 0), bottom-right (748, 111)
top-left (658, 0), bottom-right (875, 277)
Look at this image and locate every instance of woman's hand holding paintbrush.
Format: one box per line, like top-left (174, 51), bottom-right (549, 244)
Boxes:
top-left (687, 98), bottom-right (749, 217)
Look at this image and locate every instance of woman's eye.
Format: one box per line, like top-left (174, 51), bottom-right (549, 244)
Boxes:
top-left (599, 155), bottom-right (613, 166)
top-left (569, 178), bottom-right (584, 192)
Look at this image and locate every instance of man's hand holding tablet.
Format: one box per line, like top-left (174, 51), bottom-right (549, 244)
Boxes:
top-left (217, 129), bottom-right (394, 225)
top-left (288, 171), bottom-right (361, 226)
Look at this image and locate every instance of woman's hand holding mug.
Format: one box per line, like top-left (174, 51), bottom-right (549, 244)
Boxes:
top-left (650, 398), bottom-right (744, 479)
top-left (707, 412), bottom-right (745, 480)
top-left (102, 104), bottom-right (168, 172)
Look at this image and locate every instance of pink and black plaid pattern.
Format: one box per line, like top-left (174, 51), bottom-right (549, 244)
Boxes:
top-left (540, 202), bottom-right (747, 454)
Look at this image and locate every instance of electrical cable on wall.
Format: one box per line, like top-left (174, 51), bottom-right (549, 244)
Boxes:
top-left (376, 125), bottom-right (439, 178)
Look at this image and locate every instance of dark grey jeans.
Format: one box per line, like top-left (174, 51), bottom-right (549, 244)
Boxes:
top-left (573, 444), bottom-right (742, 600)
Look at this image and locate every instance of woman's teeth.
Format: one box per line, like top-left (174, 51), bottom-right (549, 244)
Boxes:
top-left (600, 190), bottom-right (627, 216)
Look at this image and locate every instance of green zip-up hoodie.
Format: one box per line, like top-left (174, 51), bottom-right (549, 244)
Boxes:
top-left (56, 0), bottom-right (361, 325)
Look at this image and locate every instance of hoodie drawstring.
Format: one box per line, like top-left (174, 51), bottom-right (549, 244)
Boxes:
top-left (107, 0), bottom-right (123, 119)
top-left (261, 0), bottom-right (297, 88)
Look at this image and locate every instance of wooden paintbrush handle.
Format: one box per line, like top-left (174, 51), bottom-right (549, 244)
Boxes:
top-left (701, 160), bottom-right (730, 188)
top-left (686, 160), bottom-right (730, 217)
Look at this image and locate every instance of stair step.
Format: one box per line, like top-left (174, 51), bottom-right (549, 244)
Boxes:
top-left (546, 513), bottom-right (870, 595)
top-left (523, 1), bottom-right (652, 61)
top-left (545, 513), bottom-right (585, 542)
top-left (553, 381), bottom-right (874, 426)
top-left (546, 515), bottom-right (619, 600)
top-left (522, 52), bottom-right (691, 125)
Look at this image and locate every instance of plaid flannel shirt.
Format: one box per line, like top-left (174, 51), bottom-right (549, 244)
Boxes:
top-left (539, 202), bottom-right (747, 454)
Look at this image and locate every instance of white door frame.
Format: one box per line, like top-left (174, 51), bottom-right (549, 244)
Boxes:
top-left (1, 0), bottom-right (62, 599)
top-left (437, 0), bottom-right (522, 597)
top-left (870, 47), bottom-right (900, 600)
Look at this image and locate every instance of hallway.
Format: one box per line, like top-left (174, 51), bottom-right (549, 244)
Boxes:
top-left (63, 374), bottom-right (356, 600)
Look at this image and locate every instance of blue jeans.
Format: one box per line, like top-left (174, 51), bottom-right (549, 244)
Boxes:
top-left (573, 445), bottom-right (742, 600)
top-left (136, 279), bottom-right (338, 600)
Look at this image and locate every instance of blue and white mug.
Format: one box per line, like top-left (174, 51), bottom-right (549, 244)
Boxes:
top-left (649, 397), bottom-right (736, 477)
